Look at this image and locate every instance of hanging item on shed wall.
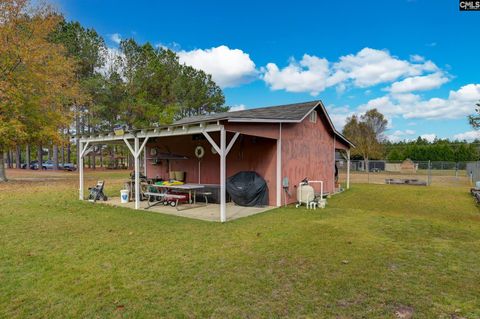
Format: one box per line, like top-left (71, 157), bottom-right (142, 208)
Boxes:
top-left (195, 146), bottom-right (205, 159)
top-left (195, 146), bottom-right (205, 184)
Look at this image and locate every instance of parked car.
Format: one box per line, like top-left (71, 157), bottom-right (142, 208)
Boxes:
top-left (44, 161), bottom-right (76, 170)
top-left (21, 160), bottom-right (40, 170)
top-left (42, 160), bottom-right (55, 170)
top-left (21, 160), bottom-right (76, 170)
top-left (61, 163), bottom-right (76, 171)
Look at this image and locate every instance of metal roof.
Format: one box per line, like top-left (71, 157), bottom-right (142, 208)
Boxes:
top-left (78, 100), bottom-right (354, 148)
top-left (175, 100), bottom-right (354, 147)
top-left (174, 100), bottom-right (320, 125)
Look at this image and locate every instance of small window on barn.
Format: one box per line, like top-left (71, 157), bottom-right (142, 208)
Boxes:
top-left (309, 111), bottom-right (317, 123)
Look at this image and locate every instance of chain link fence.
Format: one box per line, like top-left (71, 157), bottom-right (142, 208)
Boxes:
top-left (337, 160), bottom-right (480, 187)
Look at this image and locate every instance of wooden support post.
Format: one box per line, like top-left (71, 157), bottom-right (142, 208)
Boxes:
top-left (220, 128), bottom-right (226, 222)
top-left (333, 136), bottom-right (336, 193)
top-left (78, 141), bottom-right (91, 201)
top-left (202, 129), bottom-right (237, 222)
top-left (134, 137), bottom-right (140, 210)
top-left (144, 146), bottom-right (147, 175)
top-left (346, 149), bottom-right (350, 190)
top-left (79, 141), bottom-right (84, 200)
top-left (276, 123), bottom-right (282, 207)
top-left (225, 132), bottom-right (240, 156)
top-left (122, 136), bottom-right (149, 210)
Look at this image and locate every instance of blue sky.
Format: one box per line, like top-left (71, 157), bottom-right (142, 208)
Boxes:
top-left (56, 0), bottom-right (480, 141)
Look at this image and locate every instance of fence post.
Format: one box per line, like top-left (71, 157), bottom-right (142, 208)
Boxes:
top-left (428, 160), bottom-right (431, 186)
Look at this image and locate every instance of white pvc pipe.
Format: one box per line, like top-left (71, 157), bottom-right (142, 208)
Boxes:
top-left (309, 180), bottom-right (323, 199)
top-left (198, 160), bottom-right (201, 184)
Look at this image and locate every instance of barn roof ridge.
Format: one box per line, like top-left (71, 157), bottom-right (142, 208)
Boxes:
top-left (174, 100), bottom-right (320, 125)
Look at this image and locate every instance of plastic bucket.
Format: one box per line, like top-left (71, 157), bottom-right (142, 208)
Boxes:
top-left (120, 190), bottom-right (129, 203)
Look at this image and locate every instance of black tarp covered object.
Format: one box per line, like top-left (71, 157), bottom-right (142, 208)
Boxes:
top-left (226, 171), bottom-right (268, 207)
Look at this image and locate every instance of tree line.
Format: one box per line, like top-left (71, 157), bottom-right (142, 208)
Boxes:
top-left (0, 0), bottom-right (227, 181)
top-left (342, 109), bottom-right (479, 164)
top-left (385, 138), bottom-right (479, 162)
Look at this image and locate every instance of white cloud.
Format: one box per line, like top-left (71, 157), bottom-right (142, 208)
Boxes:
top-left (332, 48), bottom-right (437, 87)
top-left (421, 133), bottom-right (436, 142)
top-left (262, 54), bottom-right (332, 96)
top-left (110, 33), bottom-right (122, 45)
top-left (405, 84), bottom-right (480, 119)
top-left (393, 130), bottom-right (415, 136)
top-left (358, 96), bottom-right (405, 116)
top-left (387, 135), bottom-right (402, 143)
top-left (388, 72), bottom-right (449, 93)
top-left (178, 45), bottom-right (257, 88)
top-left (336, 82), bottom-right (347, 94)
top-left (229, 104), bottom-right (246, 112)
top-left (358, 84), bottom-right (480, 120)
top-left (386, 129), bottom-right (416, 142)
top-left (262, 47), bottom-right (440, 95)
top-left (410, 54), bottom-right (425, 62)
top-left (155, 41), bottom-right (181, 51)
top-left (387, 135), bottom-right (403, 143)
top-left (391, 93), bottom-right (421, 104)
top-left (453, 130), bottom-right (480, 141)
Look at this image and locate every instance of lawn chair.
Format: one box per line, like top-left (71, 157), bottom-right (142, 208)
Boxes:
top-left (88, 181), bottom-right (108, 202)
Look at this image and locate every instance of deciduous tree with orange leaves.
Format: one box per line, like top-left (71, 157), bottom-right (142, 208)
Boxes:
top-left (0, 0), bottom-right (84, 181)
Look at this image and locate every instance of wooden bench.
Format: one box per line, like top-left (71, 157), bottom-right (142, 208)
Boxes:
top-left (196, 191), bottom-right (212, 204)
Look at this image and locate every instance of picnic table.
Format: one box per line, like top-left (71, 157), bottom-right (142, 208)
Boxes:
top-left (144, 183), bottom-right (211, 210)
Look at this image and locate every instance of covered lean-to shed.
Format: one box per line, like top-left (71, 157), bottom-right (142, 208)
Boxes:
top-left (78, 100), bottom-right (353, 222)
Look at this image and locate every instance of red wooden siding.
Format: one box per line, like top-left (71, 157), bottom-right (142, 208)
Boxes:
top-left (145, 109), bottom-right (350, 207)
top-left (281, 112), bottom-right (335, 204)
top-left (145, 132), bottom-right (277, 205)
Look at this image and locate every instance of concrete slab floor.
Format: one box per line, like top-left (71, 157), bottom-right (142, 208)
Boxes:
top-left (97, 197), bottom-right (275, 222)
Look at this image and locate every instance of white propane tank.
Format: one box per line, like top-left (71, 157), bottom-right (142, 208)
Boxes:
top-left (297, 184), bottom-right (315, 204)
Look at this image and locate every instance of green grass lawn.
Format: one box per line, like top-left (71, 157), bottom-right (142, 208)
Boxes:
top-left (1, 172), bottom-right (479, 318)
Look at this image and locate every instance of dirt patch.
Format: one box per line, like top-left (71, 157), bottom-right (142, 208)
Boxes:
top-left (394, 305), bottom-right (414, 319)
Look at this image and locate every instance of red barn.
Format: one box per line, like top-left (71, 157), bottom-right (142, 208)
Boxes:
top-left (78, 100), bottom-right (353, 222)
